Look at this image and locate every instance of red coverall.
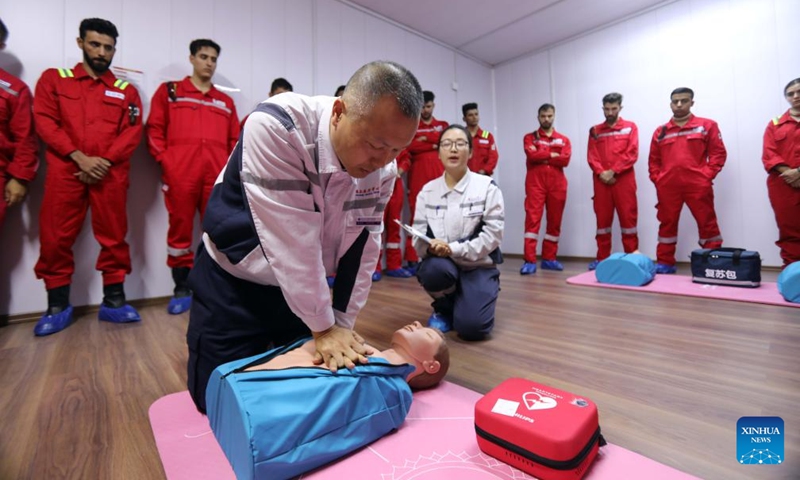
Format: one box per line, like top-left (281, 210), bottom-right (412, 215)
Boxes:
top-left (378, 149), bottom-right (410, 272)
top-left (648, 115), bottom-right (727, 266)
top-left (523, 129), bottom-right (571, 262)
top-left (146, 77), bottom-right (240, 268)
top-left (762, 110), bottom-right (800, 267)
top-left (405, 117), bottom-right (448, 263)
top-left (468, 127), bottom-right (499, 176)
top-left (587, 118), bottom-right (639, 260)
top-left (0, 68), bottom-right (38, 226)
top-left (33, 64), bottom-right (143, 289)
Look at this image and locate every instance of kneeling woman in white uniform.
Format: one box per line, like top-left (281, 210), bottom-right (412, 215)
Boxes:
top-left (412, 124), bottom-right (505, 340)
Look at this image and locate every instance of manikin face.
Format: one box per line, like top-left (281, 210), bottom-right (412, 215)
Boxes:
top-left (190, 46), bottom-right (218, 81)
top-left (670, 93), bottom-right (694, 118)
top-left (421, 101), bottom-right (434, 121)
top-left (785, 83), bottom-right (800, 111)
top-left (390, 321), bottom-right (443, 363)
top-left (78, 30), bottom-right (116, 75)
top-left (438, 128), bottom-right (471, 175)
top-left (463, 109), bottom-right (479, 128)
top-left (603, 102), bottom-right (622, 123)
top-left (538, 109), bottom-right (554, 130)
top-left (330, 95), bottom-right (418, 179)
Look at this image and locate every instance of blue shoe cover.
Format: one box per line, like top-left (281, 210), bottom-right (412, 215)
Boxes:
top-left (520, 262), bottom-right (537, 275)
top-left (98, 304), bottom-right (141, 323)
top-left (326, 276), bottom-right (335, 288)
top-left (372, 271), bottom-right (382, 282)
top-left (168, 295), bottom-right (192, 315)
top-left (588, 260), bottom-right (600, 271)
top-left (655, 263), bottom-right (677, 274)
top-left (405, 262), bottom-right (420, 275)
top-left (427, 312), bottom-right (453, 333)
top-left (34, 305), bottom-right (74, 336)
top-left (541, 260), bottom-right (564, 271)
top-left (384, 268), bottom-right (413, 278)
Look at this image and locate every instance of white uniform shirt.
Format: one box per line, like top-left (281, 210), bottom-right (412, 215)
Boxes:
top-left (412, 171), bottom-right (504, 268)
top-left (202, 93), bottom-right (395, 332)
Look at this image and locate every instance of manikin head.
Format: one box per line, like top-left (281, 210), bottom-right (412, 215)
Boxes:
top-left (330, 61), bottom-right (422, 179)
top-left (390, 321), bottom-right (450, 389)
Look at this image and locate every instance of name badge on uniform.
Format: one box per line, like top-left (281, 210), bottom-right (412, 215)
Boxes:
top-left (212, 99), bottom-right (226, 108)
top-left (105, 90), bottom-right (125, 100)
top-left (479, 139), bottom-right (489, 144)
top-left (356, 216), bottom-right (382, 226)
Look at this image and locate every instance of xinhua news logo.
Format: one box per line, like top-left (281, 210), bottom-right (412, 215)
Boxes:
top-left (737, 416), bottom-right (783, 465)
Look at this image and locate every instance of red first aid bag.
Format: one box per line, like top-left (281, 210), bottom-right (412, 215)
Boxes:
top-left (474, 378), bottom-right (605, 480)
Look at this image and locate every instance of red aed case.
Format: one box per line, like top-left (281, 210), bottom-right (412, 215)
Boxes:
top-left (474, 378), bottom-right (605, 480)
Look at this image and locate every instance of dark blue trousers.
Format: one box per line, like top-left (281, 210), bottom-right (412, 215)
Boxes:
top-left (186, 245), bottom-right (310, 413)
top-left (416, 256), bottom-right (499, 340)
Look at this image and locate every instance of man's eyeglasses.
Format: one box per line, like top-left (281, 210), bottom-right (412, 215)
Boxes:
top-left (440, 140), bottom-right (470, 150)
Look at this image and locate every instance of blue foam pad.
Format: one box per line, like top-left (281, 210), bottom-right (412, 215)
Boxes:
top-left (595, 253), bottom-right (656, 287)
top-left (777, 262), bottom-right (800, 303)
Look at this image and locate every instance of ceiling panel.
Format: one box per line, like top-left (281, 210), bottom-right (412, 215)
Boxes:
top-left (344, 0), bottom-right (671, 65)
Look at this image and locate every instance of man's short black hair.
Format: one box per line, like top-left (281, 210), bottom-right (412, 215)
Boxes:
top-left (670, 87), bottom-right (694, 99)
top-left (462, 102), bottom-right (478, 117)
top-left (190, 39), bottom-right (221, 56)
top-left (0, 18), bottom-right (8, 44)
top-left (423, 91), bottom-right (435, 103)
top-left (538, 103), bottom-right (555, 115)
top-left (602, 92), bottom-right (623, 105)
top-left (271, 77), bottom-right (293, 93)
top-left (79, 18), bottom-right (119, 43)
top-left (335, 85), bottom-right (346, 96)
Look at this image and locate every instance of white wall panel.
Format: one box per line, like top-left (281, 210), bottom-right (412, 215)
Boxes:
top-left (454, 54), bottom-right (493, 133)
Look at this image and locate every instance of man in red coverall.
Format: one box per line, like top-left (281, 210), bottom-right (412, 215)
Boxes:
top-left (648, 87), bottom-right (727, 274)
top-left (377, 148), bottom-right (414, 279)
top-left (586, 92), bottom-right (639, 270)
top-left (405, 90), bottom-right (448, 273)
top-left (520, 104), bottom-right (571, 275)
top-left (0, 18), bottom-right (38, 228)
top-left (463, 102), bottom-right (498, 176)
top-left (146, 39), bottom-right (240, 314)
top-left (762, 78), bottom-right (800, 268)
top-left (33, 18), bottom-right (144, 336)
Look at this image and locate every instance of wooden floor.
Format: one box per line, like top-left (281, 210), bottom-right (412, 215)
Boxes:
top-left (0, 259), bottom-right (797, 480)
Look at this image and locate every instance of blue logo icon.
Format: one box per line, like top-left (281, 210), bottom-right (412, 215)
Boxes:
top-left (737, 416), bottom-right (783, 465)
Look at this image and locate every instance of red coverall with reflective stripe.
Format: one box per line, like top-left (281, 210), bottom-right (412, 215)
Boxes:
top-left (587, 118), bottom-right (639, 260)
top-left (0, 68), bottom-right (38, 226)
top-left (468, 127), bottom-right (499, 176)
top-left (378, 149), bottom-right (410, 272)
top-left (146, 77), bottom-right (240, 268)
top-left (33, 64), bottom-right (143, 289)
top-left (762, 111), bottom-right (800, 267)
top-left (523, 129), bottom-right (571, 262)
top-left (648, 115), bottom-right (726, 266)
top-left (405, 117), bottom-right (448, 263)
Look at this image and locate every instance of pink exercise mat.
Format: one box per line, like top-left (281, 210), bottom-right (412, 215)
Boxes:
top-left (149, 381), bottom-right (698, 479)
top-left (566, 271), bottom-right (799, 308)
